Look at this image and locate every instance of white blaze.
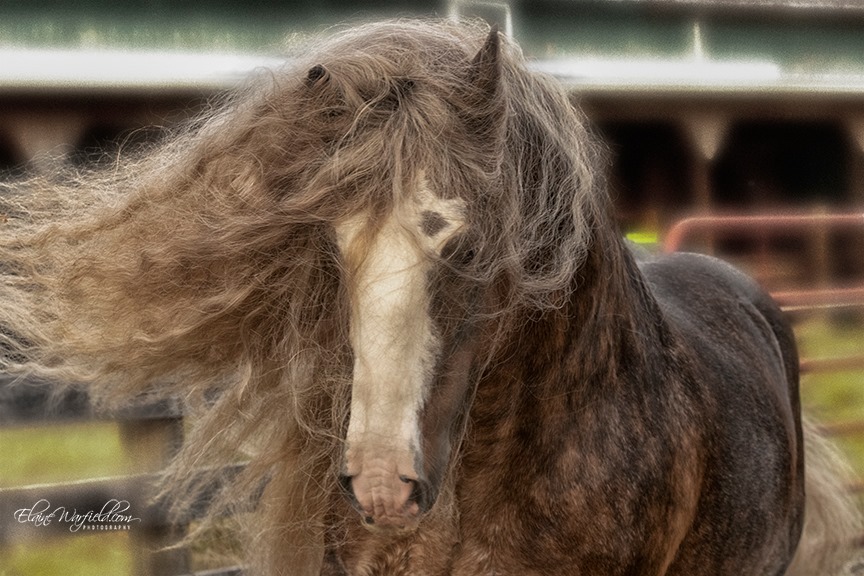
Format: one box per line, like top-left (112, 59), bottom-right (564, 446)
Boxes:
top-left (335, 175), bottom-right (465, 521)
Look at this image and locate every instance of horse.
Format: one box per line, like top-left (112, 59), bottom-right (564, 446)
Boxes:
top-left (0, 19), bottom-right (860, 576)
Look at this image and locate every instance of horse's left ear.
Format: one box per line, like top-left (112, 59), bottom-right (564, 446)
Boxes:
top-left (467, 25), bottom-right (501, 101)
top-left (305, 64), bottom-right (330, 89)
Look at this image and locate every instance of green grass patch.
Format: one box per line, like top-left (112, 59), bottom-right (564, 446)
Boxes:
top-left (0, 532), bottom-right (133, 576)
top-left (0, 424), bottom-right (135, 575)
top-left (0, 422), bottom-right (129, 488)
top-left (797, 318), bottom-right (864, 421)
top-left (795, 316), bottom-right (864, 477)
top-left (796, 316), bottom-right (864, 358)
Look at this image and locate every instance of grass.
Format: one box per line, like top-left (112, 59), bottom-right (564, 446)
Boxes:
top-left (0, 422), bottom-right (130, 488)
top-left (0, 532), bottom-right (133, 576)
top-left (0, 423), bottom-right (133, 576)
top-left (795, 315), bottom-right (864, 480)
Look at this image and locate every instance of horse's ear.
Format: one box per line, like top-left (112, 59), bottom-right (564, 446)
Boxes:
top-left (306, 64), bottom-right (330, 88)
top-left (467, 25), bottom-right (501, 101)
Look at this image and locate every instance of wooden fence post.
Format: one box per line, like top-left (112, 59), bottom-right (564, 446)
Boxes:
top-left (119, 412), bottom-right (188, 576)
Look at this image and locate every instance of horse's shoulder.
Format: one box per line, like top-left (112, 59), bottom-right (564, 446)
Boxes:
top-left (638, 251), bottom-right (753, 290)
top-left (635, 250), bottom-right (788, 361)
top-left (635, 249), bottom-right (798, 396)
top-left (635, 251), bottom-right (774, 315)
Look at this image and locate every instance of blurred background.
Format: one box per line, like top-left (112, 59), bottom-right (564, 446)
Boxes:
top-left (1, 1), bottom-right (863, 574)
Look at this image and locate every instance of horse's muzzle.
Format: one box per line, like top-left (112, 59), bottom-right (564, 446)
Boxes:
top-left (339, 473), bottom-right (433, 532)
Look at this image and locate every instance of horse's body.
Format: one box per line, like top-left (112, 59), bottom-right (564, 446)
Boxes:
top-left (0, 19), bottom-right (857, 576)
top-left (326, 230), bottom-right (804, 576)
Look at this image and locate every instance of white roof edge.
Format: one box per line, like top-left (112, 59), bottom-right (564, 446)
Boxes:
top-left (0, 47), bottom-right (287, 92)
top-left (531, 56), bottom-right (864, 96)
top-left (3, 47), bottom-right (864, 97)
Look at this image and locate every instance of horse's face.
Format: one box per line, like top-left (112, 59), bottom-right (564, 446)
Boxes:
top-left (335, 173), bottom-right (481, 532)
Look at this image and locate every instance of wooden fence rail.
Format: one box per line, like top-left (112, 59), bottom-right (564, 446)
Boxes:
top-left (0, 375), bottom-right (243, 576)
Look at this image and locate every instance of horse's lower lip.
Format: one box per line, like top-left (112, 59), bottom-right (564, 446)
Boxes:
top-left (360, 506), bottom-right (423, 533)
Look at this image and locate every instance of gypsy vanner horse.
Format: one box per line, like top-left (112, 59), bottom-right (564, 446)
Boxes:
top-left (0, 19), bottom-right (860, 576)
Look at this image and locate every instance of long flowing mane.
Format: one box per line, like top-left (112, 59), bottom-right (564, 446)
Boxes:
top-left (0, 20), bottom-right (606, 573)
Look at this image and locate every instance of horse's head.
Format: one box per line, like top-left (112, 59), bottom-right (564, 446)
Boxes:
top-left (318, 27), bottom-right (504, 532)
top-left (278, 18), bottom-right (595, 534)
top-left (335, 175), bottom-right (480, 531)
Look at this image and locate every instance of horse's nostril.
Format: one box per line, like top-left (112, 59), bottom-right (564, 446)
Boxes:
top-left (403, 476), bottom-right (432, 513)
top-left (339, 474), bottom-right (358, 504)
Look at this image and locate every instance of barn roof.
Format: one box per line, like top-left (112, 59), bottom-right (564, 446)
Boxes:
top-left (1, 0), bottom-right (864, 96)
top-left (573, 0), bottom-right (864, 12)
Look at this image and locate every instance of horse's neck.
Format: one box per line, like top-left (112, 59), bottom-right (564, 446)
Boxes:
top-left (472, 226), bottom-right (661, 431)
top-left (567, 229), bottom-right (662, 385)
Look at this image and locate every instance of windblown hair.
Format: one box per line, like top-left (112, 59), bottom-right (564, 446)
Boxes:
top-left (0, 19), bottom-right (604, 574)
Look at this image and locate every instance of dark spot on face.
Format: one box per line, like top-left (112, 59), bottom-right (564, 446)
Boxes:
top-left (421, 211), bottom-right (450, 237)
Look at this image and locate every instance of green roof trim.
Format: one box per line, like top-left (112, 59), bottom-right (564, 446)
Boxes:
top-left (4, 1), bottom-right (864, 92)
